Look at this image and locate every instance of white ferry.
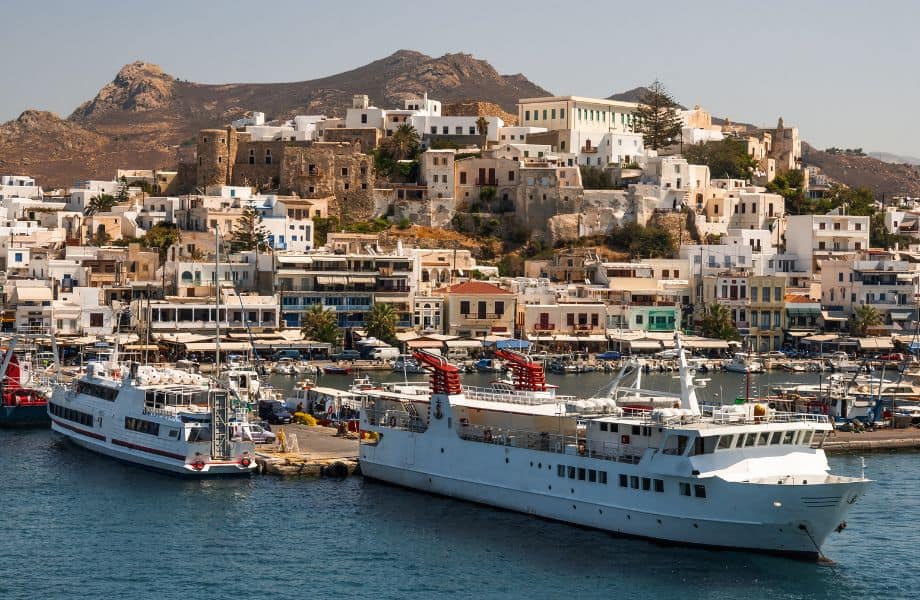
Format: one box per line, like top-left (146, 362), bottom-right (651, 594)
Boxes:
top-left (49, 362), bottom-right (257, 476)
top-left (359, 334), bottom-right (870, 559)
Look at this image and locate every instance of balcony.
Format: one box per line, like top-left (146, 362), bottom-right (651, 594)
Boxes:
top-left (533, 323), bottom-right (556, 331)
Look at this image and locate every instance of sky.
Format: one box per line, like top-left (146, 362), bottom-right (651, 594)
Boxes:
top-left (3, 0), bottom-right (918, 156)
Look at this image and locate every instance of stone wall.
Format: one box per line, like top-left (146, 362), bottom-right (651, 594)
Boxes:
top-left (323, 128), bottom-right (381, 151)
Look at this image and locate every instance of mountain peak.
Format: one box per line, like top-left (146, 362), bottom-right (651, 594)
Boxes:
top-left (70, 61), bottom-right (175, 121)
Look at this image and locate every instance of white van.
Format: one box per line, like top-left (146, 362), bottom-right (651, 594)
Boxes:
top-left (370, 346), bottom-right (400, 360)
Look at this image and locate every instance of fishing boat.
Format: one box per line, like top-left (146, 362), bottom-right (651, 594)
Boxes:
top-left (324, 365), bottom-right (352, 376)
top-left (725, 353), bottom-right (765, 374)
top-left (0, 352), bottom-right (50, 427)
top-left (359, 333), bottom-right (869, 560)
top-left (393, 354), bottom-right (427, 374)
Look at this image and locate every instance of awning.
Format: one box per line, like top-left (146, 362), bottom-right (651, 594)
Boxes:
top-left (628, 340), bottom-right (662, 350)
top-left (858, 337), bottom-right (894, 350)
top-left (786, 306), bottom-right (820, 315)
top-left (682, 339), bottom-right (729, 349)
top-left (184, 342), bottom-right (253, 352)
top-left (15, 287), bottom-right (52, 301)
top-left (445, 340), bottom-right (482, 348)
top-left (316, 276), bottom-right (348, 285)
top-left (891, 311), bottom-right (912, 321)
top-left (495, 338), bottom-right (531, 350)
top-left (406, 339), bottom-right (444, 349)
top-left (785, 331), bottom-right (813, 337)
top-left (821, 311), bottom-right (848, 322)
top-left (803, 334), bottom-right (839, 343)
top-left (123, 344), bottom-right (159, 351)
top-left (348, 276), bottom-right (377, 284)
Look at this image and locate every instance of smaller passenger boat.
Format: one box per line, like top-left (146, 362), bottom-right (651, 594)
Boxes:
top-left (324, 365), bottom-right (352, 375)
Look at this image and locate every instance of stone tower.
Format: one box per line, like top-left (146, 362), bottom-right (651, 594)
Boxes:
top-left (196, 126), bottom-right (238, 188)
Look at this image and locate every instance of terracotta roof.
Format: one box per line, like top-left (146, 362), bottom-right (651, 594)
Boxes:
top-left (433, 281), bottom-right (512, 295)
top-left (785, 294), bottom-right (817, 303)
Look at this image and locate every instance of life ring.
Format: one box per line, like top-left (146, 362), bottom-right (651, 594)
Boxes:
top-left (241, 457), bottom-right (251, 467)
top-left (388, 415), bottom-right (396, 427)
top-left (621, 434), bottom-right (630, 445)
top-left (577, 441), bottom-right (587, 456)
top-left (191, 460), bottom-right (205, 471)
top-left (484, 428), bottom-right (493, 443)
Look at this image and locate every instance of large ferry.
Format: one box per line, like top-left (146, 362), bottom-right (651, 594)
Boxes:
top-left (49, 361), bottom-right (257, 476)
top-left (358, 334), bottom-right (870, 559)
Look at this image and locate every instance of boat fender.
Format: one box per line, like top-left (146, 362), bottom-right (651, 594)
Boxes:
top-left (191, 460), bottom-right (205, 471)
top-left (241, 457), bottom-right (251, 468)
top-left (621, 435), bottom-right (630, 445)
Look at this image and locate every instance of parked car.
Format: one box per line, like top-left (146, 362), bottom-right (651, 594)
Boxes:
top-left (596, 351), bottom-right (622, 360)
top-left (332, 349), bottom-right (361, 362)
top-left (258, 400), bottom-right (293, 425)
top-left (232, 422), bottom-right (277, 444)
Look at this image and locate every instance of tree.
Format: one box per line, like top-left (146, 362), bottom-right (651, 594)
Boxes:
top-left (684, 138), bottom-right (758, 180)
top-left (230, 206), bottom-right (270, 252)
top-left (475, 116), bottom-right (489, 149)
top-left (766, 170), bottom-right (807, 215)
top-left (849, 305), bottom-right (882, 337)
top-left (699, 304), bottom-right (740, 341)
top-left (382, 124), bottom-right (421, 161)
top-left (635, 80), bottom-right (683, 150)
top-left (88, 229), bottom-right (112, 247)
top-left (85, 194), bottom-right (117, 215)
top-left (301, 303), bottom-right (341, 346)
top-left (141, 223), bottom-right (180, 260)
top-left (606, 223), bottom-right (676, 258)
top-left (117, 175), bottom-right (130, 201)
top-left (365, 302), bottom-right (398, 345)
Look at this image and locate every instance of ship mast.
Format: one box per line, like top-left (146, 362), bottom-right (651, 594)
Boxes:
top-left (675, 331), bottom-right (700, 414)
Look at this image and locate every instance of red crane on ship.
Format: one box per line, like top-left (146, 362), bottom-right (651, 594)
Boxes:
top-left (493, 349), bottom-right (546, 391)
top-left (412, 350), bottom-right (462, 395)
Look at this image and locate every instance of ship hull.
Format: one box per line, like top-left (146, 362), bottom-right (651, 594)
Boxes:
top-left (0, 403), bottom-right (50, 427)
top-left (360, 428), bottom-right (867, 559)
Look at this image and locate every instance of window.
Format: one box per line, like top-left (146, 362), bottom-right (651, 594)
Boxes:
top-left (560, 108), bottom-right (565, 119)
top-left (125, 416), bottom-right (160, 436)
top-left (568, 466), bottom-right (576, 479)
top-left (588, 469), bottom-right (597, 483)
top-left (459, 300), bottom-right (470, 315)
top-left (459, 172), bottom-right (467, 185)
top-left (642, 477), bottom-right (651, 491)
top-left (630, 475), bottom-right (639, 489)
top-left (782, 430), bottom-right (795, 444)
top-left (49, 402), bottom-right (94, 427)
top-left (75, 381), bottom-right (118, 401)
top-left (751, 287), bottom-right (758, 302)
top-left (361, 113), bottom-right (367, 124)
top-left (717, 435), bottom-right (734, 450)
top-left (654, 479), bottom-right (664, 493)
top-left (469, 126), bottom-right (476, 135)
top-left (508, 171), bottom-right (515, 181)
top-left (525, 110), bottom-right (530, 121)
top-left (442, 126), bottom-right (449, 134)
top-left (557, 464), bottom-right (565, 477)
top-left (619, 474), bottom-right (628, 487)
top-left (679, 482), bottom-right (691, 496)
top-left (635, 315), bottom-right (643, 325)
top-left (89, 313), bottom-right (103, 327)
top-left (770, 431), bottom-right (782, 445)
top-left (599, 471), bottom-right (607, 484)
top-left (578, 468), bottom-right (586, 481)
top-left (265, 149), bottom-right (272, 165)
top-left (248, 149), bottom-right (255, 164)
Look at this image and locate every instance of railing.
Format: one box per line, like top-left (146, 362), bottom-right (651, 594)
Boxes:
top-left (463, 385), bottom-right (575, 406)
top-left (364, 406), bottom-right (428, 433)
top-left (700, 405), bottom-right (829, 425)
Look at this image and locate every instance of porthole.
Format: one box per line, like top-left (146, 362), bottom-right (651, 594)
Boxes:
top-left (571, 488), bottom-right (574, 494)
top-left (530, 461), bottom-right (533, 467)
top-left (538, 462), bottom-right (542, 469)
top-left (548, 485), bottom-right (552, 490)
top-left (572, 504), bottom-right (577, 510)
top-left (693, 523), bottom-right (699, 528)
top-left (505, 458), bottom-right (509, 464)
top-left (626, 515), bottom-right (631, 520)
top-left (657, 519), bottom-right (662, 524)
top-left (440, 448), bottom-right (444, 453)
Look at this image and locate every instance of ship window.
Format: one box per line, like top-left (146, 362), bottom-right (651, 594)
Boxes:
top-left (631, 425), bottom-right (640, 435)
top-left (654, 479), bottom-right (664, 493)
top-left (610, 423), bottom-right (618, 433)
top-left (770, 431), bottom-right (782, 445)
top-left (578, 468), bottom-right (586, 481)
top-left (124, 416), bottom-right (160, 437)
top-left (744, 433), bottom-right (756, 447)
top-left (600, 422), bottom-right (608, 432)
top-left (599, 471), bottom-right (607, 484)
top-left (694, 484), bottom-right (707, 498)
top-left (630, 476), bottom-right (639, 489)
top-left (49, 402), bottom-right (94, 427)
top-left (679, 482), bottom-right (691, 496)
top-left (619, 474), bottom-right (628, 487)
top-left (642, 477), bottom-right (651, 491)
top-left (757, 431), bottom-right (770, 446)
top-left (167, 428), bottom-right (179, 438)
top-left (782, 430), bottom-right (795, 444)
top-left (75, 380), bottom-right (119, 402)
top-left (557, 464), bottom-right (565, 477)
top-left (568, 466), bottom-right (576, 479)
top-left (588, 469), bottom-right (597, 482)
top-left (717, 435), bottom-right (734, 450)
top-left (801, 431), bottom-right (814, 446)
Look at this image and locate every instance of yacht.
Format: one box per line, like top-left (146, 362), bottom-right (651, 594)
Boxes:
top-left (273, 357), bottom-right (297, 375)
top-left (49, 361), bottom-right (257, 476)
top-left (359, 334), bottom-right (869, 559)
top-left (392, 355), bottom-right (427, 374)
top-left (725, 353), bottom-right (765, 374)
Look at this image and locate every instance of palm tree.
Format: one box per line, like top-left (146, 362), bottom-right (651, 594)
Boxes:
top-left (301, 303), bottom-right (340, 346)
top-left (366, 302), bottom-right (398, 344)
top-left (849, 305), bottom-right (882, 337)
top-left (699, 304), bottom-right (740, 341)
top-left (85, 194), bottom-right (117, 216)
top-left (386, 124), bottom-right (421, 160)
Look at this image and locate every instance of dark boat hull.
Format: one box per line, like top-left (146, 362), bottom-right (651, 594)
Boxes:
top-left (0, 403), bottom-right (50, 427)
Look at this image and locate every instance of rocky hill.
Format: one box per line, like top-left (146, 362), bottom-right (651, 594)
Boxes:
top-left (0, 51), bottom-right (550, 187)
top-left (802, 143), bottom-right (920, 199)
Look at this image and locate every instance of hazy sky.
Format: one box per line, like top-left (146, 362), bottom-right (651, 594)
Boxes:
top-left (4, 1), bottom-right (918, 156)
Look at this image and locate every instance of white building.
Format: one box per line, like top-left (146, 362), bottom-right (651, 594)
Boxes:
top-left (820, 256), bottom-right (919, 326)
top-left (785, 214), bottom-right (870, 277)
top-left (0, 175), bottom-right (43, 200)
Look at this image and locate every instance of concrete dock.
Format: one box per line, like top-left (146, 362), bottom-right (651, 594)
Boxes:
top-left (823, 427), bottom-right (920, 454)
top-left (255, 423), bottom-right (360, 476)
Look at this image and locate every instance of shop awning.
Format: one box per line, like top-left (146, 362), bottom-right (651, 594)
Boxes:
top-left (628, 340), bottom-right (662, 350)
top-left (682, 339), bottom-right (729, 349)
top-left (348, 276), bottom-right (377, 284)
top-left (891, 312), bottom-right (912, 321)
top-left (184, 342), bottom-right (253, 352)
top-left (803, 334), bottom-right (839, 343)
top-left (123, 344), bottom-right (159, 351)
top-left (316, 276), bottom-right (348, 285)
top-left (445, 340), bottom-right (482, 348)
top-left (858, 337), bottom-right (894, 350)
top-left (406, 339), bottom-right (444, 349)
top-left (821, 311), bottom-right (848, 322)
top-left (15, 287), bottom-right (52, 301)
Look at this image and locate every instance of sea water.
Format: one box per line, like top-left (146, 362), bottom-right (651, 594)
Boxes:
top-left (2, 370), bottom-right (913, 599)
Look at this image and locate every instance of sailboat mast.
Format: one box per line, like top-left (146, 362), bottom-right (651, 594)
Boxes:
top-left (215, 226), bottom-right (221, 373)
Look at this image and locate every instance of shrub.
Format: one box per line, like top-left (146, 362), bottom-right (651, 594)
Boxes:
top-left (293, 412), bottom-right (317, 426)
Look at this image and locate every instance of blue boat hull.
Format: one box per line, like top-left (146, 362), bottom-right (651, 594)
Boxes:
top-left (0, 403), bottom-right (50, 427)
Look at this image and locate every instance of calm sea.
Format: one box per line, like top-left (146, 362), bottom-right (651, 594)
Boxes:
top-left (2, 370), bottom-right (912, 600)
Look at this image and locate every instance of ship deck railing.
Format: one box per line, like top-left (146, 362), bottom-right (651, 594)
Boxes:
top-left (457, 422), bottom-right (643, 465)
top-left (463, 385), bottom-right (575, 406)
top-left (364, 407), bottom-right (428, 433)
top-left (609, 405), bottom-right (831, 427)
